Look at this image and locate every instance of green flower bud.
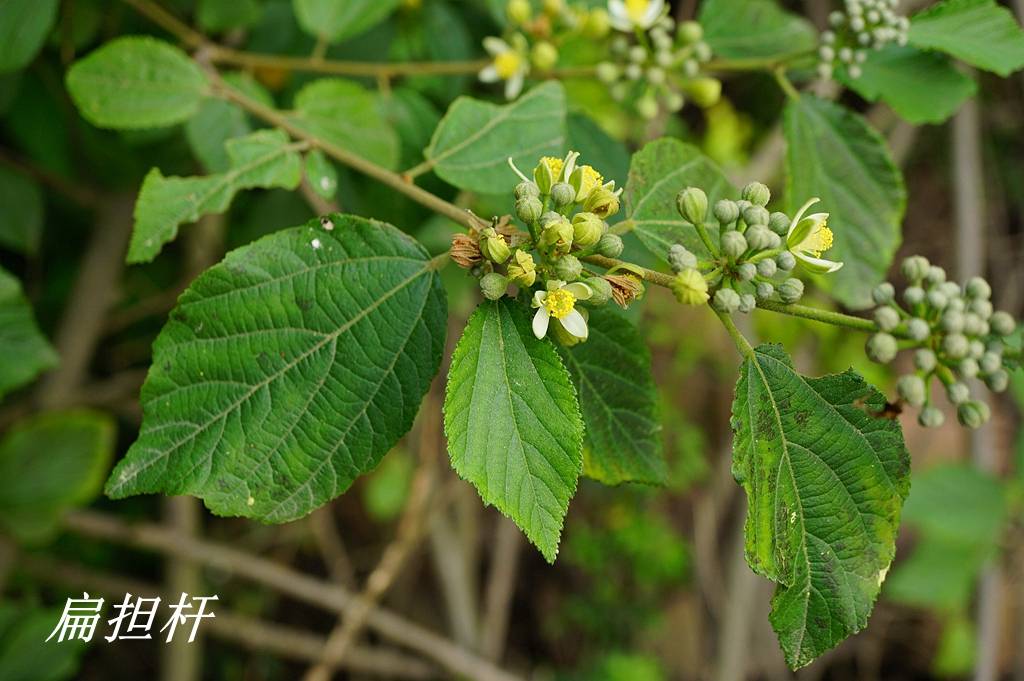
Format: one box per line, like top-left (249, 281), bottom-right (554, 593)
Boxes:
top-left (515, 196), bottom-right (543, 224)
top-left (712, 288), bottom-right (741, 313)
top-left (979, 351), bottom-right (1002, 375)
top-left (990, 311), bottom-right (1015, 336)
top-left (940, 281), bottom-right (962, 299)
top-left (677, 187), bottom-right (708, 224)
top-left (872, 282), bottom-right (895, 304)
top-left (671, 268), bottom-right (709, 305)
top-left (957, 400), bottom-right (990, 428)
top-left (686, 77), bottom-right (721, 108)
top-left (667, 244), bottom-right (698, 272)
top-left (897, 375), bottom-right (927, 407)
top-left (755, 282), bottom-right (775, 300)
top-left (736, 263), bottom-right (757, 282)
top-left (765, 231), bottom-right (782, 249)
top-left (941, 310), bottom-right (965, 334)
top-left (480, 273), bottom-right (509, 300)
top-left (479, 227), bottom-right (511, 264)
top-left (906, 318), bottom-right (930, 341)
top-left (637, 95), bottom-right (659, 120)
top-left (596, 61), bottom-right (619, 83)
top-left (985, 369), bottom-right (1009, 393)
top-left (903, 286), bottom-right (925, 306)
top-left (969, 298), bottom-right (993, 319)
top-left (531, 41), bottom-right (558, 71)
top-left (901, 255), bottom-right (930, 282)
top-left (918, 406), bottom-right (945, 428)
top-left (583, 8), bottom-right (611, 38)
top-left (768, 212), bottom-right (790, 235)
top-left (540, 210), bottom-right (562, 226)
top-left (963, 313), bottom-right (984, 337)
top-left (713, 199), bottom-right (739, 225)
top-left (958, 357), bottom-right (979, 379)
top-left (965, 276), bottom-right (991, 300)
top-left (550, 182), bottom-right (576, 208)
top-left (866, 332), bottom-right (898, 363)
top-left (540, 215), bottom-right (574, 253)
top-left (508, 0), bottom-right (531, 23)
top-left (507, 250), bottom-right (537, 287)
top-left (738, 293), bottom-right (756, 313)
top-left (721, 231), bottom-right (747, 260)
top-left (778, 277), bottom-right (804, 304)
top-left (553, 254), bottom-right (582, 281)
top-left (914, 348), bottom-right (937, 372)
top-left (741, 181), bottom-right (771, 207)
top-left (677, 20), bottom-right (703, 44)
top-left (534, 159), bottom-right (557, 194)
top-left (925, 265), bottom-right (946, 286)
top-left (584, 276), bottom-right (613, 306)
top-left (756, 258), bottom-right (777, 278)
top-left (596, 233), bottom-right (624, 258)
top-left (515, 181), bottom-right (540, 200)
top-left (943, 333), bottom-right (969, 359)
top-left (969, 340), bottom-right (985, 360)
top-left (776, 251), bottom-right (796, 271)
top-left (571, 212), bottom-right (605, 248)
top-left (585, 186), bottom-right (621, 219)
top-left (745, 225), bottom-right (774, 251)
top-left (873, 306), bottom-right (900, 332)
top-left (742, 205), bottom-right (769, 228)
top-left (926, 290), bottom-right (948, 311)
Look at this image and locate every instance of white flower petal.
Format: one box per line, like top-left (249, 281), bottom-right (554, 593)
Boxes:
top-left (533, 290), bottom-right (547, 307)
top-left (608, 0), bottom-right (628, 20)
top-left (564, 282), bottom-right (593, 300)
top-left (641, 0), bottom-right (664, 27)
top-left (559, 308), bottom-right (588, 339)
top-left (505, 71), bottom-right (525, 99)
top-left (796, 252), bottom-right (844, 274)
top-left (787, 197), bottom-right (821, 238)
top-left (478, 65), bottom-right (499, 83)
top-left (533, 308), bottom-right (551, 338)
top-left (483, 37), bottom-right (508, 56)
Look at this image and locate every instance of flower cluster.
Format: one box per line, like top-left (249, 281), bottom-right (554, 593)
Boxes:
top-left (817, 0), bottom-right (909, 80)
top-left (865, 257), bottom-right (1018, 429)
top-left (596, 9), bottom-right (718, 119)
top-left (667, 182), bottom-right (843, 314)
top-left (479, 0), bottom-right (611, 99)
top-left (452, 151), bottom-right (634, 346)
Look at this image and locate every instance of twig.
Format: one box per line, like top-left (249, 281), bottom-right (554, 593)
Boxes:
top-left (309, 506), bottom-right (357, 589)
top-left (428, 506), bottom-right (481, 648)
top-left (480, 517), bottom-right (523, 661)
top-left (161, 497), bottom-right (203, 681)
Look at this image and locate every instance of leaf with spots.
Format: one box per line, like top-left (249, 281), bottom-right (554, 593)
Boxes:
top-left (106, 214), bottom-right (447, 523)
top-left (731, 343), bottom-right (910, 669)
top-left (444, 298), bottom-right (584, 562)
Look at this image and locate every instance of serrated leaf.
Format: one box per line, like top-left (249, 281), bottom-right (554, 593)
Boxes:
top-left (732, 344), bottom-right (910, 669)
top-left (287, 78), bottom-right (399, 170)
top-left (294, 0), bottom-right (402, 43)
top-left (840, 46), bottom-right (977, 124)
top-left (0, 266), bottom-right (58, 399)
top-left (305, 149), bottom-right (338, 199)
top-left (698, 0), bottom-right (817, 60)
top-left (557, 308), bottom-right (665, 485)
top-left (909, 0), bottom-right (1024, 76)
top-left (128, 128), bottom-right (304, 263)
top-left (625, 138), bottom-right (735, 261)
top-left (185, 72), bottom-right (273, 172)
top-left (0, 165), bottom-right (43, 255)
top-left (66, 37), bottom-right (209, 129)
top-left (425, 81), bottom-right (567, 195)
top-left (444, 298), bottom-right (583, 562)
top-left (784, 95), bottom-right (906, 309)
top-left (0, 0), bottom-right (59, 73)
top-left (107, 215), bottom-right (447, 523)
top-left (0, 409), bottom-right (115, 543)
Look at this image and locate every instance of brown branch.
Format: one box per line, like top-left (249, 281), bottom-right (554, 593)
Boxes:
top-left (480, 517), bottom-right (523, 661)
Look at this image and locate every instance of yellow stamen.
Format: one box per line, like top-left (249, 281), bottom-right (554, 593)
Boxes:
top-left (576, 165), bottom-right (603, 200)
top-left (543, 288), bottom-right (576, 319)
top-left (539, 156), bottom-right (563, 181)
top-left (625, 0), bottom-right (650, 22)
top-left (805, 223), bottom-right (834, 257)
top-left (494, 51), bottom-right (522, 79)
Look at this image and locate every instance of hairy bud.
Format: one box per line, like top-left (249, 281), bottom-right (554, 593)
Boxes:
top-left (721, 231), bottom-right (747, 260)
top-left (865, 332), bottom-right (898, 364)
top-left (712, 288), bottom-right (741, 313)
top-left (514, 196), bottom-right (543, 224)
top-left (897, 375), bottom-right (926, 407)
top-left (671, 268), bottom-right (709, 305)
top-left (713, 199), bottom-right (739, 225)
top-left (571, 212), bottom-right (605, 248)
top-left (668, 244), bottom-right (698, 272)
top-left (873, 306), bottom-right (900, 332)
top-left (479, 273), bottom-right (509, 301)
top-left (777, 277), bottom-right (804, 304)
top-left (741, 181), bottom-right (771, 207)
top-left (676, 187), bottom-right (708, 225)
top-left (596, 233), bottom-right (624, 258)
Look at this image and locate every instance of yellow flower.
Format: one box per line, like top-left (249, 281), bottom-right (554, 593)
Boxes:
top-left (570, 164), bottom-right (604, 202)
top-left (785, 197), bottom-right (843, 274)
top-left (532, 281), bottom-right (593, 340)
top-left (608, 0), bottom-right (665, 32)
top-left (479, 36), bottom-right (529, 99)
top-left (670, 268), bottom-right (709, 305)
top-left (507, 249), bottom-right (537, 286)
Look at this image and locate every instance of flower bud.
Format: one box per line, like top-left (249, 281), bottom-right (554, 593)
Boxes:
top-left (969, 298), bottom-right (993, 319)
top-left (507, 250), bottom-right (537, 287)
top-left (668, 244), bottom-right (698, 272)
top-left (903, 286), bottom-right (924, 306)
top-left (677, 187), bottom-right (708, 224)
top-left (918, 406), bottom-right (945, 428)
top-left (671, 268), bottom-right (709, 305)
top-left (479, 227), bottom-right (511, 264)
top-left (872, 282), bottom-right (895, 304)
top-left (990, 311), bottom-right (1014, 336)
top-left (742, 205), bottom-right (769, 228)
top-left (985, 369), bottom-right (1009, 393)
top-left (721, 231), bottom-right (747, 260)
top-left (906, 318), bottom-right (930, 341)
top-left (924, 265), bottom-right (946, 286)
top-left (713, 199), bottom-right (739, 225)
top-left (596, 232), bottom-right (624, 258)
top-left (596, 61), bottom-right (618, 83)
top-left (737, 263), bottom-right (757, 282)
top-left (965, 276), bottom-right (991, 299)
top-left (585, 187), bottom-right (620, 219)
top-left (963, 313), bottom-right (984, 337)
top-left (550, 182), bottom-right (576, 208)
top-left (778, 277), bottom-right (804, 304)
top-left (914, 348), bottom-right (937, 372)
top-left (756, 282), bottom-right (774, 300)
top-left (866, 332), bottom-right (898, 363)
top-left (637, 95), bottom-right (659, 120)
top-left (941, 310), bottom-right (965, 334)
top-left (571, 212), bottom-right (605, 248)
top-left (583, 8), bottom-right (611, 38)
top-left (776, 251), bottom-right (796, 271)
top-left (515, 196), bottom-right (543, 224)
top-left (901, 255), bottom-right (930, 282)
top-left (741, 182), bottom-right (771, 207)
top-left (515, 181), bottom-right (540, 200)
top-left (897, 375), bottom-right (927, 407)
top-left (540, 216), bottom-right (574, 253)
top-left (686, 78), bottom-right (721, 108)
top-left (553, 254), bottom-right (582, 281)
top-left (926, 290), bottom-right (948, 311)
top-left (873, 306), bottom-right (900, 332)
top-left (531, 41), bottom-right (558, 71)
top-left (738, 293), bottom-right (756, 314)
top-left (533, 157), bottom-right (559, 194)
top-left (940, 281), bottom-right (962, 299)
top-left (756, 258), bottom-right (777, 278)
top-left (768, 212), bottom-right (790, 235)
top-left (480, 273), bottom-right (509, 300)
top-left (677, 20), bottom-right (703, 44)
top-left (969, 340), bottom-right (985, 359)
top-left (979, 351), bottom-right (1002, 375)
top-left (712, 288), bottom-right (741, 313)
top-left (943, 333), bottom-right (969, 359)
top-left (957, 400), bottom-right (990, 428)
top-left (958, 357), bottom-right (979, 379)
top-left (507, 0), bottom-right (531, 23)
top-left (744, 225), bottom-right (773, 251)
top-left (584, 276), bottom-right (613, 305)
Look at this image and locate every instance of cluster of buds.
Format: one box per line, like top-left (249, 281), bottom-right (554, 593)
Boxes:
top-left (596, 14), bottom-right (718, 120)
top-left (865, 256), bottom-right (1018, 429)
top-left (480, 0), bottom-right (611, 99)
top-left (817, 0), bottom-right (909, 80)
top-left (668, 181), bottom-right (844, 315)
top-left (452, 151), bottom-right (637, 347)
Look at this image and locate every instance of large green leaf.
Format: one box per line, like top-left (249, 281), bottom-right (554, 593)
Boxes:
top-left (784, 95), bottom-right (906, 309)
top-left (128, 129), bottom-right (304, 263)
top-left (732, 344), bottom-right (910, 669)
top-left (0, 267), bottom-right (58, 399)
top-left (557, 308), bottom-right (665, 485)
top-left (909, 0), bottom-right (1024, 76)
top-left (624, 138), bottom-right (735, 261)
top-left (293, 0), bottom-right (402, 43)
top-left (185, 72), bottom-right (273, 173)
top-left (107, 215), bottom-right (447, 523)
top-left (287, 78), bottom-right (399, 170)
top-left (698, 0), bottom-right (817, 60)
top-left (66, 37), bottom-right (209, 129)
top-left (0, 165), bottom-right (43, 255)
top-left (425, 82), bottom-right (567, 195)
top-left (841, 46), bottom-right (977, 124)
top-left (444, 299), bottom-right (584, 562)
top-left (567, 112), bottom-right (630, 189)
top-left (0, 410), bottom-right (114, 542)
top-left (0, 0), bottom-right (59, 73)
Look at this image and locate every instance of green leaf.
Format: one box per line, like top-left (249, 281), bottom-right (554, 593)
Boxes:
top-left (698, 0), bottom-right (817, 60)
top-left (0, 602), bottom-right (90, 680)
top-left (197, 0), bottom-right (263, 31)
top-left (731, 344), bottom-right (910, 669)
top-left (425, 81), bottom-right (567, 195)
top-left (567, 112), bottom-right (630, 188)
top-left (557, 308), bottom-right (666, 485)
top-left (0, 0), bottom-right (59, 73)
top-left (66, 37), bottom-right (209, 129)
top-left (128, 128), bottom-right (304, 263)
top-left (294, 0), bottom-right (402, 43)
top-left (444, 298), bottom-right (583, 562)
top-left (184, 72), bottom-right (273, 172)
top-left (0, 267), bottom-right (58, 399)
top-left (0, 165), bottom-right (43, 255)
top-left (0, 409), bottom-right (115, 543)
top-left (624, 138), bottom-right (734, 261)
top-left (841, 46), bottom-right (977, 124)
top-left (305, 149), bottom-right (339, 200)
top-left (383, 87), bottom-right (442, 167)
top-left (909, 0), bottom-right (1024, 77)
top-left (784, 95), bottom-right (906, 309)
top-left (107, 215), bottom-right (447, 523)
top-left (287, 78), bottom-right (399, 170)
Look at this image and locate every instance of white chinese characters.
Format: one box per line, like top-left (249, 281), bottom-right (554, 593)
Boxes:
top-left (46, 592), bottom-right (218, 644)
